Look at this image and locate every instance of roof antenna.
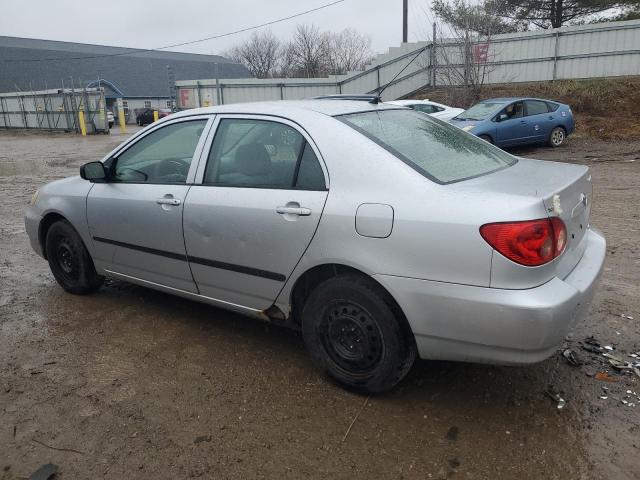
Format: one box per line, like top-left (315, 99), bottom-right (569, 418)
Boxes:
top-left (370, 44), bottom-right (429, 104)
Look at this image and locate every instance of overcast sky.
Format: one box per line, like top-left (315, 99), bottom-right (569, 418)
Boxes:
top-left (0, 0), bottom-right (439, 56)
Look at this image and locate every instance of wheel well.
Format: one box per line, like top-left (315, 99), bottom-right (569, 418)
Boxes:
top-left (289, 264), bottom-right (415, 345)
top-left (479, 133), bottom-right (494, 144)
top-left (38, 212), bottom-right (67, 259)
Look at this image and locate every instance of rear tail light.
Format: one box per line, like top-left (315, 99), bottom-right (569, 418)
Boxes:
top-left (480, 217), bottom-right (567, 266)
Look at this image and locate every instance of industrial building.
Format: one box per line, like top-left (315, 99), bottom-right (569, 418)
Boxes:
top-left (0, 36), bottom-right (250, 123)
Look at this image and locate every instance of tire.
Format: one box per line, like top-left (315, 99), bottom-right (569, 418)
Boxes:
top-left (45, 220), bottom-right (104, 295)
top-left (549, 126), bottom-right (566, 147)
top-left (478, 134), bottom-right (493, 144)
top-left (301, 274), bottom-right (416, 393)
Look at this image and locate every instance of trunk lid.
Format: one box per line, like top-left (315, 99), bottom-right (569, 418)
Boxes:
top-left (451, 157), bottom-right (592, 289)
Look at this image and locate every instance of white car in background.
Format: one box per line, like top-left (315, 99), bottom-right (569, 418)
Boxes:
top-left (386, 99), bottom-right (464, 122)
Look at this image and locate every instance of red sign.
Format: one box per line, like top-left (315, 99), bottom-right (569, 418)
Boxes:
top-left (180, 89), bottom-right (191, 108)
top-left (474, 43), bottom-right (489, 63)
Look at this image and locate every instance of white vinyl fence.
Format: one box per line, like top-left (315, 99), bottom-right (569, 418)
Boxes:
top-left (176, 19), bottom-right (640, 107)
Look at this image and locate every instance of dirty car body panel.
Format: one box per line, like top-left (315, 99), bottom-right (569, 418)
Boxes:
top-left (25, 99), bottom-right (605, 370)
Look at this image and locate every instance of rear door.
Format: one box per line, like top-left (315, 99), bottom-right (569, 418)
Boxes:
top-left (524, 99), bottom-right (553, 142)
top-left (183, 115), bottom-right (329, 310)
top-left (87, 116), bottom-right (212, 292)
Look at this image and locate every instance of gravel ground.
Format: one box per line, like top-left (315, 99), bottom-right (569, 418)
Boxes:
top-left (0, 129), bottom-right (638, 479)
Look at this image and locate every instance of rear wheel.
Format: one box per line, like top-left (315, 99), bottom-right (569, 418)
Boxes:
top-left (549, 127), bottom-right (566, 147)
top-left (301, 275), bottom-right (416, 393)
top-left (45, 220), bottom-right (104, 294)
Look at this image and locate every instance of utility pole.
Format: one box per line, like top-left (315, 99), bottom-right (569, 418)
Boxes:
top-left (402, 0), bottom-right (408, 43)
top-left (431, 21), bottom-right (437, 87)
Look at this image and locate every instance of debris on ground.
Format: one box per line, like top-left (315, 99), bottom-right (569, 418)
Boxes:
top-left (594, 372), bottom-right (617, 383)
top-left (580, 336), bottom-right (605, 354)
top-left (29, 463), bottom-right (58, 480)
top-left (546, 390), bottom-right (566, 409)
top-left (562, 348), bottom-right (583, 367)
top-left (193, 435), bottom-right (212, 444)
top-left (620, 314), bottom-right (634, 320)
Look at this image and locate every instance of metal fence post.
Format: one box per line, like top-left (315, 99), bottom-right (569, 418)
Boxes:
top-left (552, 31), bottom-right (560, 81)
top-left (0, 97), bottom-right (7, 129)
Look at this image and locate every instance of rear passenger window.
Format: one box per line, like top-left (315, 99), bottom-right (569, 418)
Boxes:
top-left (525, 100), bottom-right (550, 116)
top-left (546, 102), bottom-right (560, 112)
top-left (296, 143), bottom-right (326, 190)
top-left (204, 118), bottom-right (325, 190)
top-left (412, 104), bottom-right (437, 114)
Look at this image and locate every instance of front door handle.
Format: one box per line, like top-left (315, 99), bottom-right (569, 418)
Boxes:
top-left (276, 206), bottom-right (311, 216)
top-left (156, 197), bottom-right (181, 206)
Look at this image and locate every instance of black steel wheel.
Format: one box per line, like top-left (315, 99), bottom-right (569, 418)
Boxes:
top-left (321, 300), bottom-right (384, 375)
top-left (302, 274), bottom-right (416, 393)
top-left (45, 220), bottom-right (104, 294)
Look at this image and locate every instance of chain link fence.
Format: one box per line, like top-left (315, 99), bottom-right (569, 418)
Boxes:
top-left (0, 87), bottom-right (108, 134)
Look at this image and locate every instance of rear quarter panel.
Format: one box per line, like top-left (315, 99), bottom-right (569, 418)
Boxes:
top-left (274, 114), bottom-right (540, 312)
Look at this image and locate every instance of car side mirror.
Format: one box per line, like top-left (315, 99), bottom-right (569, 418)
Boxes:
top-left (80, 161), bottom-right (107, 182)
top-left (495, 113), bottom-right (507, 122)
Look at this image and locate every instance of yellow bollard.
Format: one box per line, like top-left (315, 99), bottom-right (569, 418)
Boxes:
top-left (153, 110), bottom-right (159, 122)
top-left (118, 110), bottom-right (126, 133)
top-left (78, 110), bottom-right (87, 136)
top-left (117, 98), bottom-right (126, 133)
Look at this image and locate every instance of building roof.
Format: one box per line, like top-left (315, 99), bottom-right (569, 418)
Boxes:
top-left (0, 36), bottom-right (251, 97)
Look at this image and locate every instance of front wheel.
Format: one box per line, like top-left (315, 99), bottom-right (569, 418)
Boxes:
top-left (549, 127), bottom-right (566, 147)
top-left (301, 275), bottom-right (416, 393)
top-left (478, 134), bottom-right (493, 144)
top-left (45, 220), bottom-right (104, 294)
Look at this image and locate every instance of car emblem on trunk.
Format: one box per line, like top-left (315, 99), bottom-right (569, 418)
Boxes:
top-left (581, 193), bottom-right (588, 207)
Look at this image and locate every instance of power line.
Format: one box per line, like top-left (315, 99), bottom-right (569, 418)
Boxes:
top-left (1, 0), bottom-right (346, 64)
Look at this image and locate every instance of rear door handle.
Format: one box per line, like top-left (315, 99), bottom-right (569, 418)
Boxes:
top-left (276, 206), bottom-right (311, 216)
top-left (156, 197), bottom-right (181, 206)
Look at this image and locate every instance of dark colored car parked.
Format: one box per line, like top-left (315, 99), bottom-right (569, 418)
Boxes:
top-left (136, 108), bottom-right (171, 126)
top-left (449, 97), bottom-right (575, 148)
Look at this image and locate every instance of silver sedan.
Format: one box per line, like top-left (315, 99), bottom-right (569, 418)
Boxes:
top-left (24, 100), bottom-right (606, 393)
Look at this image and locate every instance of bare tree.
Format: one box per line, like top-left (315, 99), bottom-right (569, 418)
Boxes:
top-left (430, 0), bottom-right (506, 106)
top-left (226, 30), bottom-right (281, 79)
top-left (282, 24), bottom-right (330, 78)
top-left (227, 25), bottom-right (374, 79)
top-left (326, 29), bottom-right (374, 75)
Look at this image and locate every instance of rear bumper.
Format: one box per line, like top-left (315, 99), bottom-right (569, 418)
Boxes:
top-left (376, 227), bottom-right (606, 365)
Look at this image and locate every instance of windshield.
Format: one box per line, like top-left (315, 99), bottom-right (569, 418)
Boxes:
top-left (339, 110), bottom-right (517, 184)
top-left (455, 102), bottom-right (505, 121)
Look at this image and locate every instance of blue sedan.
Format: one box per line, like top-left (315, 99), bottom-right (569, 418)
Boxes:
top-left (449, 97), bottom-right (575, 148)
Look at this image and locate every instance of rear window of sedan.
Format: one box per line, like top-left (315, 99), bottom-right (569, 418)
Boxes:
top-left (339, 109), bottom-right (517, 184)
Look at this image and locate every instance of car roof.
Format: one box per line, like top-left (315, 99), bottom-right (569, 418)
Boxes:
top-left (480, 97), bottom-right (561, 104)
top-left (386, 99), bottom-right (429, 105)
top-left (170, 99), bottom-right (404, 120)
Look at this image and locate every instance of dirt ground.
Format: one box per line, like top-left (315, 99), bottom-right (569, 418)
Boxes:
top-left (0, 128), bottom-right (638, 480)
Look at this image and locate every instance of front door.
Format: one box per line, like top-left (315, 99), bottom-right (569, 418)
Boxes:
top-left (87, 117), bottom-right (210, 292)
top-left (183, 116), bottom-right (329, 310)
top-left (495, 101), bottom-right (531, 146)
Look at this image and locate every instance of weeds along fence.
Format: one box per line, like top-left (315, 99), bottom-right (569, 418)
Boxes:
top-left (0, 88), bottom-right (108, 134)
top-left (175, 18), bottom-right (640, 106)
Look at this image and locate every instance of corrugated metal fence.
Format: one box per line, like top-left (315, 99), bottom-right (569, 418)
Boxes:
top-left (0, 88), bottom-right (108, 133)
top-left (176, 19), bottom-right (640, 106)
